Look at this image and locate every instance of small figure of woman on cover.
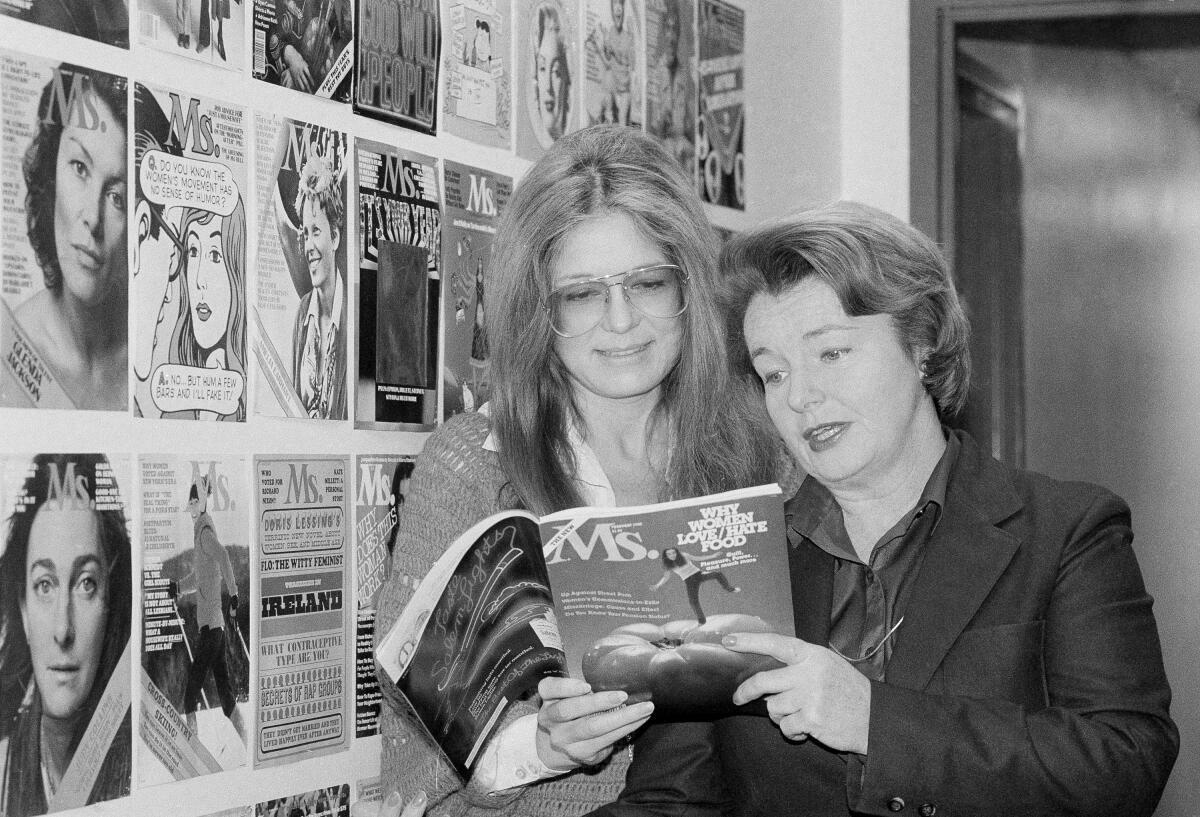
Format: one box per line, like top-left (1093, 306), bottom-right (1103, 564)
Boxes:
top-left (650, 546), bottom-right (739, 625)
top-left (167, 200), bottom-right (248, 421)
top-left (373, 124), bottom-right (781, 816)
top-left (0, 453), bottom-right (132, 815)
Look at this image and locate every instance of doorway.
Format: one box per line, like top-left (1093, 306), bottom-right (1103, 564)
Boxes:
top-left (911, 2), bottom-right (1200, 815)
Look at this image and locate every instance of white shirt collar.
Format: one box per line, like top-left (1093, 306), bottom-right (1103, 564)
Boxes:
top-left (479, 403), bottom-right (616, 507)
top-left (305, 272), bottom-right (345, 330)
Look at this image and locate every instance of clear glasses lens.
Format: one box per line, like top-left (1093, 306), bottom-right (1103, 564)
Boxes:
top-left (548, 265), bottom-right (688, 337)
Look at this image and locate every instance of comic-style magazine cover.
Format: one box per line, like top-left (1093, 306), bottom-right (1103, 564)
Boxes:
top-left (442, 0), bottom-right (511, 149)
top-left (253, 115), bottom-right (350, 420)
top-left (697, 0), bottom-right (744, 209)
top-left (0, 0), bottom-right (128, 47)
top-left (253, 0), bottom-right (354, 101)
top-left (353, 453), bottom-right (414, 737)
top-left (132, 83), bottom-right (248, 421)
top-left (354, 0), bottom-right (441, 132)
top-left (255, 784), bottom-right (350, 817)
top-left (584, 0), bottom-right (643, 128)
top-left (646, 0), bottom-right (695, 174)
top-left (514, 0), bottom-right (579, 159)
top-left (440, 160), bottom-right (510, 418)
top-left (138, 455), bottom-right (250, 785)
top-left (0, 54), bottom-right (129, 412)
top-left (354, 139), bottom-right (441, 430)
top-left (139, 0), bottom-right (245, 71)
top-left (0, 453), bottom-right (133, 815)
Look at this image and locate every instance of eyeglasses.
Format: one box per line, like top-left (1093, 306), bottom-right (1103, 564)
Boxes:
top-left (544, 264), bottom-right (689, 338)
top-left (829, 616), bottom-right (904, 665)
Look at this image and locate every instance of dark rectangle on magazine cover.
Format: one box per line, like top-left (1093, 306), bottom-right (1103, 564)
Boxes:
top-left (374, 241), bottom-right (432, 424)
top-left (354, 0), bottom-right (442, 132)
top-left (397, 515), bottom-right (564, 779)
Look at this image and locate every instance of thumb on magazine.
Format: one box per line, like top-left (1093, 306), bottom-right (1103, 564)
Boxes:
top-left (378, 790), bottom-right (426, 817)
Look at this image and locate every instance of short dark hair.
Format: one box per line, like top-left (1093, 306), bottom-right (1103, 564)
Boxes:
top-left (23, 65), bottom-right (127, 293)
top-left (720, 201), bottom-right (972, 418)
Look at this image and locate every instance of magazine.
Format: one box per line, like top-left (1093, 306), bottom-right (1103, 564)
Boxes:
top-left (354, 0), bottom-right (441, 131)
top-left (0, 53), bottom-right (129, 412)
top-left (514, 0), bottom-right (580, 159)
top-left (252, 114), bottom-right (350, 420)
top-left (138, 455), bottom-right (250, 785)
top-left (354, 139), bottom-right (442, 430)
top-left (645, 0), bottom-right (696, 174)
top-left (376, 483), bottom-right (791, 779)
top-left (252, 0), bottom-right (354, 101)
top-left (442, 0), bottom-right (511, 149)
top-left (584, 0), bottom-right (644, 128)
top-left (139, 0), bottom-right (245, 71)
top-left (0, 453), bottom-right (133, 815)
top-left (0, 0), bottom-right (128, 47)
top-left (132, 83), bottom-right (249, 421)
top-left (697, 0), bottom-right (744, 209)
top-left (439, 161), bottom-right (511, 418)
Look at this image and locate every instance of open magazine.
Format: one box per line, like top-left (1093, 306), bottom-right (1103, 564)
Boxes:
top-left (376, 483), bottom-right (791, 779)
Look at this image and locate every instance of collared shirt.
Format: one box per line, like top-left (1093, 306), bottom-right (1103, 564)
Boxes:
top-left (299, 274), bottom-right (344, 415)
top-left (786, 433), bottom-right (959, 681)
top-left (476, 403), bottom-right (618, 791)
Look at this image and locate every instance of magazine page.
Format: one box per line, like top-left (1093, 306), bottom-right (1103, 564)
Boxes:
top-left (253, 114), bottom-right (351, 420)
top-left (139, 0), bottom-right (245, 71)
top-left (645, 0), bottom-right (695, 174)
top-left (132, 83), bottom-right (249, 421)
top-left (584, 0), bottom-right (643, 128)
top-left (439, 161), bottom-right (511, 418)
top-left (353, 453), bottom-right (415, 737)
top-left (252, 0), bottom-right (354, 101)
top-left (354, 0), bottom-right (441, 132)
top-left (513, 0), bottom-right (579, 159)
top-left (375, 511), bottom-right (565, 780)
top-left (0, 0), bottom-right (128, 47)
top-left (0, 54), bottom-right (128, 412)
top-left (256, 783), bottom-right (350, 817)
top-left (540, 483), bottom-right (790, 715)
top-left (0, 453), bottom-right (133, 815)
top-left (697, 0), bottom-right (744, 209)
top-left (442, 0), bottom-right (511, 149)
top-left (138, 455), bottom-right (250, 785)
top-left (354, 140), bottom-right (442, 430)
top-left (254, 455), bottom-right (352, 767)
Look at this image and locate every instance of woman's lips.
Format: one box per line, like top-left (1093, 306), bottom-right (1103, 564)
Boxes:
top-left (597, 341), bottom-right (651, 359)
top-left (196, 302), bottom-right (212, 321)
top-left (803, 422), bottom-right (849, 453)
top-left (70, 242), bottom-right (103, 272)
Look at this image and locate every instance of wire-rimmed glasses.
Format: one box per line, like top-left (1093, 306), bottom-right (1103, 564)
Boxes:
top-left (544, 263), bottom-right (689, 338)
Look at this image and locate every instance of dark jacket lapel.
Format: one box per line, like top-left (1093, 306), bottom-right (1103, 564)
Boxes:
top-left (787, 519), bottom-right (833, 645)
top-left (883, 431), bottom-right (1024, 691)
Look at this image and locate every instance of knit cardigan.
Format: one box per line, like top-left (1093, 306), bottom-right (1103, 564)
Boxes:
top-left (373, 411), bottom-right (630, 817)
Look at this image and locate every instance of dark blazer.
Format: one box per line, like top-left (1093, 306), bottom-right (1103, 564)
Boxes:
top-left (596, 430), bottom-right (1178, 817)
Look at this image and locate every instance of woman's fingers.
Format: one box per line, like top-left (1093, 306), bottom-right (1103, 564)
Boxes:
top-left (376, 790), bottom-right (426, 817)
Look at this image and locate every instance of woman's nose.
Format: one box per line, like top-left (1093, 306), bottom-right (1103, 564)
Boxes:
top-left (787, 373), bottom-right (825, 412)
top-left (600, 283), bottom-right (637, 333)
top-left (54, 593), bottom-right (76, 648)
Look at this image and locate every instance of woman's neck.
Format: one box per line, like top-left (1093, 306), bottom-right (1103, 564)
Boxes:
top-left (575, 389), bottom-right (669, 506)
top-left (56, 289), bottom-right (124, 361)
top-left (39, 709), bottom-right (84, 793)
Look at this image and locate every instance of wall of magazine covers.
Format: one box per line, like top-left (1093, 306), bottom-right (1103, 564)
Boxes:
top-left (0, 1), bottom-right (908, 816)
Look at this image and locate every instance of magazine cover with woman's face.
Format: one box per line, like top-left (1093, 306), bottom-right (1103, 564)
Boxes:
top-left (0, 453), bottom-right (133, 816)
top-left (515, 0), bottom-right (579, 159)
top-left (0, 53), bottom-right (129, 412)
top-left (132, 83), bottom-right (248, 422)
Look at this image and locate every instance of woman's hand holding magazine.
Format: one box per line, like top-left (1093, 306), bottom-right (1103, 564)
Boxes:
top-left (535, 677), bottom-right (655, 770)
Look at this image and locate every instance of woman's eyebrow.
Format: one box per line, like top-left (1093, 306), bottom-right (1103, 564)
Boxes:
top-left (64, 135), bottom-right (92, 165)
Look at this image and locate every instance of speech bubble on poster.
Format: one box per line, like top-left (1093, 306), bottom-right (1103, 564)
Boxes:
top-left (139, 150), bottom-right (239, 216)
top-left (151, 363), bottom-right (244, 416)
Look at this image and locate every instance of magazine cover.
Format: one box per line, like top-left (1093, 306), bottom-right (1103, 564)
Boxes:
top-left (139, 0), bottom-right (245, 71)
top-left (0, 453), bottom-right (133, 815)
top-left (696, 0), bottom-right (743, 209)
top-left (440, 161), bottom-right (510, 418)
top-left (514, 0), bottom-right (579, 159)
top-left (540, 484), bottom-right (790, 713)
top-left (254, 455), bottom-right (352, 767)
top-left (353, 453), bottom-right (415, 737)
top-left (354, 0), bottom-right (441, 132)
top-left (646, 0), bottom-right (695, 173)
top-left (138, 455), bottom-right (250, 785)
top-left (132, 83), bottom-right (249, 421)
top-left (256, 784), bottom-right (350, 817)
top-left (253, 115), bottom-right (350, 420)
top-left (442, 0), bottom-right (511, 149)
top-left (354, 139), bottom-right (441, 430)
top-left (584, 0), bottom-right (643, 128)
top-left (252, 0), bottom-right (354, 101)
top-left (0, 55), bottom-right (128, 412)
top-left (0, 0), bottom-right (128, 47)
top-left (377, 512), bottom-right (564, 780)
